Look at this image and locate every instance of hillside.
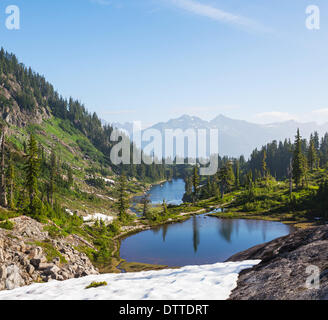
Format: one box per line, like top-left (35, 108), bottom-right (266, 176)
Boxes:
top-left (0, 48), bottom-right (182, 287)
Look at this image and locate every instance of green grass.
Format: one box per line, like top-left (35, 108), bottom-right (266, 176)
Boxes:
top-left (118, 260), bottom-right (169, 273)
top-left (199, 172), bottom-right (328, 228)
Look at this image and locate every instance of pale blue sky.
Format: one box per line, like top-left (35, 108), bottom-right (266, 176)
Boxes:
top-left (1, 0), bottom-right (328, 126)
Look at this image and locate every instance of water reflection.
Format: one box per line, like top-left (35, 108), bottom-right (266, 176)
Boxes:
top-left (192, 216), bottom-right (200, 252)
top-left (121, 180), bottom-right (293, 267)
top-left (162, 224), bottom-right (168, 242)
top-left (120, 214), bottom-right (293, 267)
top-left (218, 219), bottom-right (234, 243)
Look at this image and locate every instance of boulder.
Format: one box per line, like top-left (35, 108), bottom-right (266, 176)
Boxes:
top-left (5, 265), bottom-right (24, 290)
top-left (0, 216), bottom-right (99, 291)
top-left (227, 225), bottom-right (328, 300)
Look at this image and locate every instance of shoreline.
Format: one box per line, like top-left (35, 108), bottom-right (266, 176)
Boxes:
top-left (206, 210), bottom-right (317, 230)
top-left (109, 201), bottom-right (318, 273)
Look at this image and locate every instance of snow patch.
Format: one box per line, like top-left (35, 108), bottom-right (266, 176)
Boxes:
top-left (65, 209), bottom-right (74, 216)
top-left (0, 260), bottom-right (260, 300)
top-left (83, 213), bottom-right (114, 223)
top-left (102, 178), bottom-right (115, 185)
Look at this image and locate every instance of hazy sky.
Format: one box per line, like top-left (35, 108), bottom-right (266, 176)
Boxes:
top-left (1, 0), bottom-right (328, 126)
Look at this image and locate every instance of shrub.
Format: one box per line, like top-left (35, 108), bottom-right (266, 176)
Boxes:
top-left (0, 219), bottom-right (14, 230)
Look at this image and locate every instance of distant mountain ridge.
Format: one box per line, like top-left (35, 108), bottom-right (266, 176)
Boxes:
top-left (111, 114), bottom-right (328, 158)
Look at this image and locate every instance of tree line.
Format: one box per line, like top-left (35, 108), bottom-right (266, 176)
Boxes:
top-left (183, 129), bottom-right (328, 204)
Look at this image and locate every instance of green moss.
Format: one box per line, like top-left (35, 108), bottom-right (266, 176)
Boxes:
top-left (85, 281), bottom-right (108, 289)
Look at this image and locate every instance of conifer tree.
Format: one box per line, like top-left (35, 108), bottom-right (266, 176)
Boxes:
top-left (25, 134), bottom-right (41, 214)
top-left (262, 150), bottom-right (268, 178)
top-left (117, 174), bottom-right (129, 222)
top-left (184, 176), bottom-right (192, 196)
top-left (234, 160), bottom-right (240, 188)
top-left (141, 194), bottom-right (151, 219)
top-left (192, 166), bottom-right (199, 204)
top-left (7, 152), bottom-right (15, 209)
top-left (162, 199), bottom-right (168, 216)
top-left (313, 131), bottom-right (320, 151)
top-left (292, 129), bottom-right (307, 189)
top-left (287, 158), bottom-right (293, 195)
top-left (49, 149), bottom-right (57, 206)
top-left (218, 162), bottom-right (234, 198)
top-left (308, 134), bottom-right (318, 171)
top-left (0, 128), bottom-right (7, 207)
top-left (206, 176), bottom-right (212, 197)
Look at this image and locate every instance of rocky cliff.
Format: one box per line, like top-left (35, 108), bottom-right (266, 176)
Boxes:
top-left (0, 75), bottom-right (51, 127)
top-left (0, 216), bottom-right (98, 291)
top-left (227, 225), bottom-right (328, 300)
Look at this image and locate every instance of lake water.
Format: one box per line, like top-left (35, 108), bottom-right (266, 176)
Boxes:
top-left (121, 179), bottom-right (293, 267)
top-left (147, 179), bottom-right (186, 205)
top-left (131, 179), bottom-right (186, 215)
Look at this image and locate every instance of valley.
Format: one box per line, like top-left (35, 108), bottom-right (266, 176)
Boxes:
top-left (0, 47), bottom-right (328, 300)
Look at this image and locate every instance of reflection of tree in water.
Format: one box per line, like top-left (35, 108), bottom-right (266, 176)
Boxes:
top-left (192, 216), bottom-right (200, 252)
top-left (218, 219), bottom-right (234, 243)
top-left (152, 226), bottom-right (161, 235)
top-left (261, 221), bottom-right (268, 242)
top-left (244, 219), bottom-right (263, 232)
top-left (243, 220), bottom-right (271, 242)
top-left (162, 224), bottom-right (169, 242)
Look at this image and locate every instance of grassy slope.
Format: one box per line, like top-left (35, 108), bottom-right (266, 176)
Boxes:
top-left (2, 116), bottom-right (159, 273)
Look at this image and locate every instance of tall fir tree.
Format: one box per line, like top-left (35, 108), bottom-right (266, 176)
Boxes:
top-left (308, 134), bottom-right (318, 171)
top-left (292, 129), bottom-right (307, 189)
top-left (313, 131), bottom-right (320, 151)
top-left (141, 194), bottom-right (151, 219)
top-left (25, 134), bottom-right (41, 214)
top-left (0, 128), bottom-right (7, 207)
top-left (218, 161), bottom-right (234, 198)
top-left (261, 150), bottom-right (268, 178)
top-left (48, 149), bottom-right (57, 206)
top-left (234, 160), bottom-right (240, 188)
top-left (7, 152), bottom-right (15, 209)
top-left (117, 174), bottom-right (129, 222)
top-left (162, 199), bottom-right (168, 216)
top-left (192, 166), bottom-right (199, 204)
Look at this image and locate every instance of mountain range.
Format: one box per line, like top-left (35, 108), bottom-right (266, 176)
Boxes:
top-left (110, 115), bottom-right (328, 159)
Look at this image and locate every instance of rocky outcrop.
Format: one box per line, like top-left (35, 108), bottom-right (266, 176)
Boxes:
top-left (227, 225), bottom-right (328, 300)
top-left (0, 76), bottom-right (51, 127)
top-left (0, 216), bottom-right (98, 291)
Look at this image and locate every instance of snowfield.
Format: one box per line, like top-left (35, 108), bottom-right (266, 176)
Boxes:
top-left (0, 260), bottom-right (260, 300)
